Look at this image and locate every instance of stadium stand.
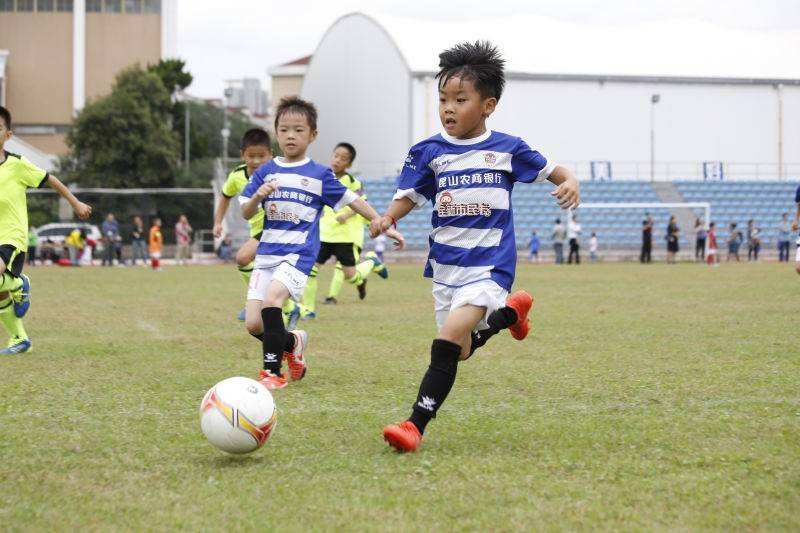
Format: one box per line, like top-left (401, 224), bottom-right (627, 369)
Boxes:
top-left (362, 177), bottom-right (799, 252)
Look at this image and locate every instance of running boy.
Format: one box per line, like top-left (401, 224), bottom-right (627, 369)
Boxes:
top-left (301, 142), bottom-right (387, 317)
top-left (370, 42), bottom-right (580, 451)
top-left (213, 128), bottom-right (279, 320)
top-left (240, 97), bottom-right (403, 390)
top-left (0, 105), bottom-right (92, 354)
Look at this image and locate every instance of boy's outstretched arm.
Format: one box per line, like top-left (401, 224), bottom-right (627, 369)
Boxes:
top-left (213, 195), bottom-right (232, 237)
top-left (368, 197), bottom-right (415, 238)
top-left (46, 175), bottom-right (92, 219)
top-left (348, 197), bottom-right (406, 249)
top-left (547, 165), bottom-right (580, 210)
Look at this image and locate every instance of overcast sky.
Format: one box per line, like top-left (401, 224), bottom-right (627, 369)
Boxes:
top-left (177, 0), bottom-right (800, 98)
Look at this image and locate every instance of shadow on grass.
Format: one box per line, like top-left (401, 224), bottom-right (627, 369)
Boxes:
top-left (207, 453), bottom-right (270, 469)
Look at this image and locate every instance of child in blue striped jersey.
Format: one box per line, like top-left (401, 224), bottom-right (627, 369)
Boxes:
top-left (241, 97), bottom-right (403, 390)
top-left (371, 41), bottom-right (581, 452)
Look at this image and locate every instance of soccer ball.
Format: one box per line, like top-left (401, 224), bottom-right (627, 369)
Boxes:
top-left (199, 376), bottom-right (277, 454)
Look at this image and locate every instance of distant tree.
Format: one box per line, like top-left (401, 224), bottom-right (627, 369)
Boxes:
top-left (63, 65), bottom-right (180, 188)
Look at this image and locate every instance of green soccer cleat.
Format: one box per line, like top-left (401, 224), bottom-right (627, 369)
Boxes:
top-left (365, 251), bottom-right (388, 279)
top-left (1, 338), bottom-right (32, 355)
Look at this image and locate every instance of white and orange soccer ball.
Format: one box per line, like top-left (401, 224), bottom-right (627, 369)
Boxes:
top-left (199, 377), bottom-right (277, 454)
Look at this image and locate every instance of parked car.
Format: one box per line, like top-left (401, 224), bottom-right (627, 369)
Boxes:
top-left (35, 223), bottom-right (103, 250)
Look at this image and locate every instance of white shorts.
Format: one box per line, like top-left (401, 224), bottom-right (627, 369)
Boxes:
top-left (796, 245), bottom-right (800, 263)
top-left (432, 279), bottom-right (509, 332)
top-left (247, 262), bottom-right (308, 302)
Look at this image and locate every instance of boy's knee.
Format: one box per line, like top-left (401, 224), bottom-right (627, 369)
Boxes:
top-left (245, 317), bottom-right (262, 336)
top-left (796, 265), bottom-right (800, 275)
top-left (235, 250), bottom-right (251, 268)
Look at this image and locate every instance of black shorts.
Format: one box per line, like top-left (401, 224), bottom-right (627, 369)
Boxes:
top-left (316, 242), bottom-right (357, 267)
top-left (0, 245), bottom-right (25, 278)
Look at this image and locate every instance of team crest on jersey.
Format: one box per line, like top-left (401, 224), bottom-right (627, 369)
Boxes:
top-left (484, 152), bottom-right (497, 166)
top-left (437, 190), bottom-right (492, 218)
top-left (301, 178), bottom-right (310, 187)
top-left (267, 203), bottom-right (300, 224)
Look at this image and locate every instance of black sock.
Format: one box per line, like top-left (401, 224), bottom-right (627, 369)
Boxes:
top-left (467, 306), bottom-right (519, 357)
top-left (284, 331), bottom-right (296, 352)
top-left (261, 307), bottom-right (286, 374)
top-left (408, 339), bottom-right (461, 434)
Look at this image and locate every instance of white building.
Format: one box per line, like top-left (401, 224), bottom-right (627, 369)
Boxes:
top-left (225, 78), bottom-right (269, 116)
top-left (300, 12), bottom-right (800, 179)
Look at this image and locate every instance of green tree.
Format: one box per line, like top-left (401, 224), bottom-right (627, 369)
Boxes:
top-left (147, 58), bottom-right (192, 95)
top-left (64, 65), bottom-right (180, 188)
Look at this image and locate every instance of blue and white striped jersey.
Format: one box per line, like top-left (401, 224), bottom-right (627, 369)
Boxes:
top-left (394, 130), bottom-right (556, 291)
top-left (240, 157), bottom-right (357, 274)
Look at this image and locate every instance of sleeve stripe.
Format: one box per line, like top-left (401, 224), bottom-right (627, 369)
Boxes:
top-left (537, 161), bottom-right (557, 181)
top-left (221, 192), bottom-right (234, 199)
top-left (37, 173), bottom-right (50, 189)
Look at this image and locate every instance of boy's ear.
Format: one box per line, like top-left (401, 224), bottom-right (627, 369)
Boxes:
top-left (310, 129), bottom-right (318, 142)
top-left (482, 97), bottom-right (497, 118)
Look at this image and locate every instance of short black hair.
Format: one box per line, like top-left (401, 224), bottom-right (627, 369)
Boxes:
top-left (335, 142), bottom-right (356, 163)
top-left (436, 41), bottom-right (506, 100)
top-left (240, 128), bottom-right (271, 151)
top-left (0, 106), bottom-right (11, 129)
top-left (274, 96), bottom-right (317, 131)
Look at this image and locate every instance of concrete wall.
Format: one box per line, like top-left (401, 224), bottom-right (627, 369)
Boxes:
top-left (85, 12), bottom-right (161, 100)
top-left (0, 12), bottom-right (74, 125)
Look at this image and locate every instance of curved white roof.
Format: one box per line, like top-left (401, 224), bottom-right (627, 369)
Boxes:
top-left (342, 12), bottom-right (800, 80)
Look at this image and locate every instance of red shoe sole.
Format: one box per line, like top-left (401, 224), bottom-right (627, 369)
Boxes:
top-left (383, 427), bottom-right (420, 452)
top-left (507, 291), bottom-right (534, 340)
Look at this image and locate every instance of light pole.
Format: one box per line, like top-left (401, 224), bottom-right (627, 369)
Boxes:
top-left (650, 93), bottom-right (660, 181)
top-left (175, 86), bottom-right (190, 167)
top-left (221, 87), bottom-right (233, 165)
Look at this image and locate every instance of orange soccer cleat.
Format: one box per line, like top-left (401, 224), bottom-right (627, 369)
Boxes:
top-left (505, 290), bottom-right (534, 340)
top-left (284, 330), bottom-right (308, 381)
top-left (257, 369), bottom-right (287, 390)
top-left (383, 421), bottom-right (423, 452)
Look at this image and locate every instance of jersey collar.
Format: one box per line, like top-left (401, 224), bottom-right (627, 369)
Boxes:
top-left (274, 156), bottom-right (310, 168)
top-left (440, 129), bottom-right (492, 146)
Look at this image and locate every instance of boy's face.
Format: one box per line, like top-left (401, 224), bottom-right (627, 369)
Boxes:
top-left (241, 144), bottom-right (271, 173)
top-left (330, 147), bottom-right (353, 175)
top-left (439, 76), bottom-right (496, 139)
top-left (276, 112), bottom-right (316, 160)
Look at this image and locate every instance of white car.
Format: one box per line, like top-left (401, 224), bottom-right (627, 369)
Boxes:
top-left (35, 222), bottom-right (103, 249)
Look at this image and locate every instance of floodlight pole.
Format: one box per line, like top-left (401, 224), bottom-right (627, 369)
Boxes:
top-left (650, 94), bottom-right (660, 182)
top-left (222, 87), bottom-right (233, 165)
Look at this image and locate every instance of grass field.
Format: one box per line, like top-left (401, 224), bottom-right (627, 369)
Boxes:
top-left (1, 261), bottom-right (799, 530)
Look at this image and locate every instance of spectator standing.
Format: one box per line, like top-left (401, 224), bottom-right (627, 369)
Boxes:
top-left (529, 231), bottom-right (540, 262)
top-left (706, 222), bottom-right (718, 266)
top-left (149, 218), bottom-right (163, 271)
top-left (373, 233), bottom-right (387, 262)
top-left (665, 215), bottom-right (680, 264)
top-left (174, 214), bottom-right (193, 266)
top-left (589, 232), bottom-right (598, 262)
top-left (130, 215), bottom-right (148, 266)
top-left (640, 213), bottom-right (653, 263)
top-left (694, 218), bottom-right (707, 262)
top-left (27, 227), bottom-right (38, 265)
top-left (778, 213), bottom-right (791, 262)
top-left (101, 213), bottom-right (119, 266)
top-left (567, 214), bottom-right (581, 264)
top-left (551, 218), bottom-right (566, 264)
top-left (746, 219), bottom-right (761, 261)
top-left (727, 222), bottom-right (742, 262)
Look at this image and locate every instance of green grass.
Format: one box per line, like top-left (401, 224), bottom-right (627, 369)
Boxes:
top-left (1, 262), bottom-right (799, 531)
